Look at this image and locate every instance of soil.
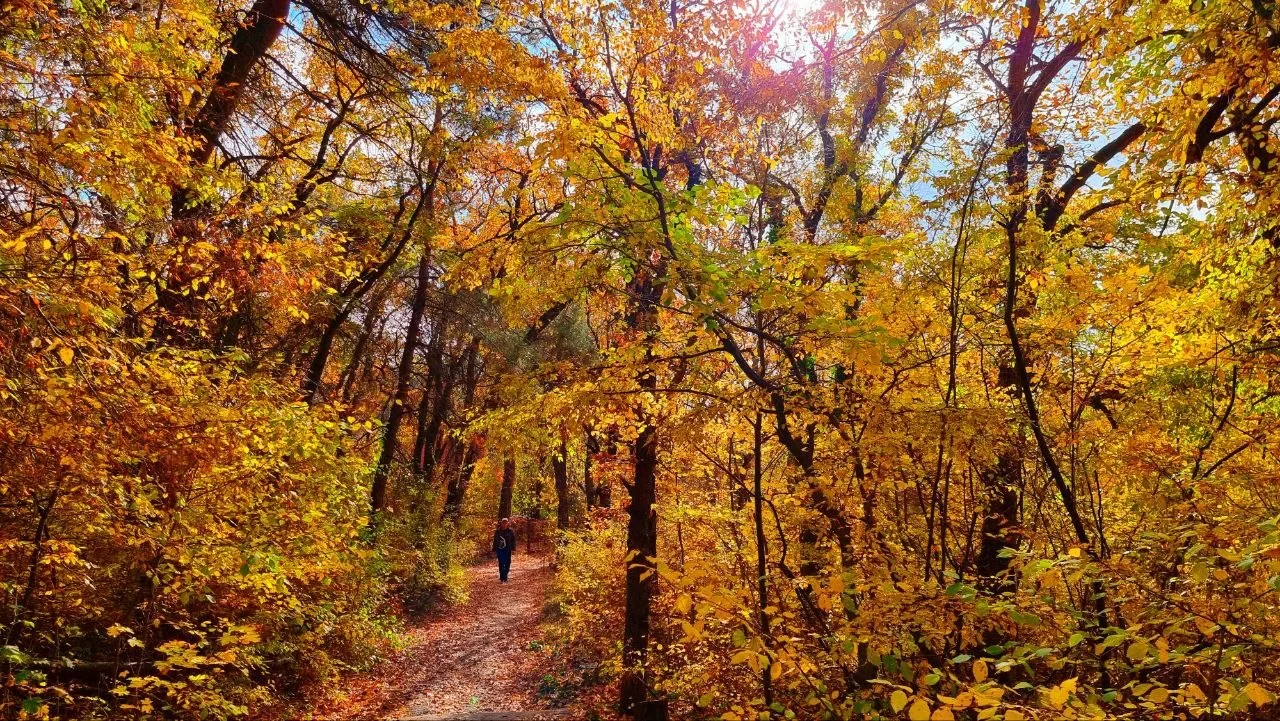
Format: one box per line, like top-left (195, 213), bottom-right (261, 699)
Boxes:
top-left (312, 554), bottom-right (571, 721)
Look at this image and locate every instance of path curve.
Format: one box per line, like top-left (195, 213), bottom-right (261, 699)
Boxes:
top-left (320, 554), bottom-right (570, 721)
top-left (393, 554), bottom-right (561, 719)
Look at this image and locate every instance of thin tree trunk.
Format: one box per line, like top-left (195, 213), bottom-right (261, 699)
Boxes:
top-left (371, 228), bottom-right (433, 520)
top-left (444, 437), bottom-right (482, 522)
top-left (414, 386), bottom-right (450, 482)
top-left (441, 337), bottom-right (482, 521)
top-left (411, 382), bottom-right (434, 475)
top-left (305, 186), bottom-right (429, 403)
top-left (6, 490), bottom-right (56, 648)
top-left (530, 463), bottom-right (544, 520)
top-left (931, 141), bottom-right (991, 583)
top-left (584, 430), bottom-right (598, 508)
top-left (338, 287), bottom-right (388, 402)
top-left (305, 306), bottom-right (353, 404)
top-left (751, 413), bottom-right (773, 707)
top-left (499, 456), bottom-right (516, 520)
top-left (553, 437), bottom-right (571, 530)
top-left (412, 306), bottom-right (451, 475)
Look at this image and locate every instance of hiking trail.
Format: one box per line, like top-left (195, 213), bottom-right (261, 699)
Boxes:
top-left (320, 554), bottom-right (573, 721)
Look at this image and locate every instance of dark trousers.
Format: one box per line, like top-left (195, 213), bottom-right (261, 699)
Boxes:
top-left (496, 549), bottom-right (512, 581)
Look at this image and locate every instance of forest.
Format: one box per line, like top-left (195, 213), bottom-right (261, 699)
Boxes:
top-left (2, 0), bottom-right (1280, 719)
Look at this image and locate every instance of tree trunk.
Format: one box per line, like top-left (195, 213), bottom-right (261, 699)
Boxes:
top-left (751, 413), bottom-right (773, 706)
top-left (995, 1), bottom-right (1109, 642)
top-left (154, 0), bottom-right (291, 346)
top-left (530, 469), bottom-right (544, 520)
top-left (975, 444), bottom-right (1021, 590)
top-left (412, 310), bottom-right (451, 478)
top-left (499, 456), bottom-right (516, 520)
top-left (186, 0), bottom-right (291, 169)
top-left (620, 404), bottom-right (659, 713)
top-left (620, 266), bottom-right (663, 714)
top-left (6, 490), bottom-right (56, 648)
top-left (444, 437), bottom-right (482, 522)
top-left (441, 337), bottom-right (483, 521)
top-left (584, 430), bottom-right (598, 507)
top-left (304, 304), bottom-right (353, 404)
top-left (553, 437), bottom-right (571, 530)
top-left (338, 287), bottom-right (388, 402)
top-left (767, 391), bottom-right (853, 576)
top-left (371, 235), bottom-right (433, 520)
top-left (305, 187), bottom-right (429, 403)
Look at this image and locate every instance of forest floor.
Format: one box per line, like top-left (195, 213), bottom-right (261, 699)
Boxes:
top-left (314, 554), bottom-right (577, 721)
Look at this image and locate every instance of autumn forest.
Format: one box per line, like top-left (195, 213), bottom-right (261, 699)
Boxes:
top-left (3, 0), bottom-right (1280, 718)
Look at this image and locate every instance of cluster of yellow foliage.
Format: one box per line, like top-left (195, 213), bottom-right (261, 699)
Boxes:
top-left (525, 0), bottom-right (1280, 717)
top-left (4, 0), bottom-right (1280, 719)
top-left (0, 0), bottom-right (523, 717)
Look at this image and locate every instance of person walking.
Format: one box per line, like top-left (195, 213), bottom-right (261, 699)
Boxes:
top-left (492, 517), bottom-right (516, 582)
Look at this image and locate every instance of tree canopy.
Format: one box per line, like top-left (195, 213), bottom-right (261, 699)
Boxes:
top-left (3, 0), bottom-right (1280, 718)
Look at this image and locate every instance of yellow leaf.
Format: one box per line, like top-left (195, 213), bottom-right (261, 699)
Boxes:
top-left (891, 690), bottom-right (909, 713)
top-left (1048, 685), bottom-right (1070, 708)
top-left (1244, 682), bottom-right (1274, 705)
top-left (58, 346), bottom-right (74, 365)
top-left (973, 659), bottom-right (989, 682)
top-left (1127, 640), bottom-right (1149, 661)
top-left (931, 708), bottom-right (955, 721)
top-left (676, 619), bottom-right (696, 641)
top-left (675, 594), bottom-right (692, 614)
top-left (1148, 687), bottom-right (1170, 703)
top-left (1194, 617), bottom-right (1219, 636)
top-left (909, 699), bottom-right (931, 721)
top-left (974, 687), bottom-right (1004, 706)
top-left (1005, 711), bottom-right (1026, 721)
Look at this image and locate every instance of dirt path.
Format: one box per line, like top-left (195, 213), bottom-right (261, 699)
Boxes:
top-left (322, 555), bottom-right (569, 721)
